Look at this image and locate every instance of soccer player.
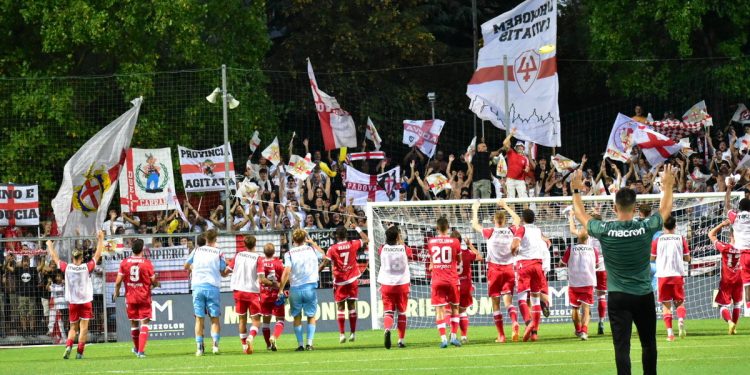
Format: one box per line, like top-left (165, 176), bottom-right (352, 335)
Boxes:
top-left (559, 232), bottom-right (600, 340)
top-left (708, 220), bottom-right (742, 334)
top-left (472, 199), bottom-right (523, 343)
top-left (451, 229), bottom-right (483, 344)
top-left (226, 235), bottom-right (267, 354)
top-left (569, 212), bottom-right (608, 335)
top-left (114, 239), bottom-right (159, 358)
top-left (184, 229), bottom-right (229, 356)
top-left (651, 216), bottom-right (691, 341)
top-left (325, 225), bottom-right (369, 343)
top-left (377, 225), bottom-right (412, 349)
top-left (725, 179), bottom-right (750, 313)
top-left (46, 231), bottom-right (105, 360)
top-left (427, 216), bottom-right (462, 348)
top-left (278, 229), bottom-right (326, 351)
top-left (571, 165), bottom-right (675, 375)
top-left (517, 208), bottom-right (548, 342)
top-left (260, 243), bottom-right (285, 351)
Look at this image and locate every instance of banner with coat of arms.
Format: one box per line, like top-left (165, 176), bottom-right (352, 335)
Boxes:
top-left (178, 145), bottom-right (235, 192)
top-left (119, 147), bottom-right (177, 213)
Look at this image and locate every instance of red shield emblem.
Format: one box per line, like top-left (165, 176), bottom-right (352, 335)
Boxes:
top-left (514, 50), bottom-right (541, 93)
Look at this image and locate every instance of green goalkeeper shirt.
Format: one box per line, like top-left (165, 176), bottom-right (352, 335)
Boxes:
top-left (586, 214), bottom-right (663, 295)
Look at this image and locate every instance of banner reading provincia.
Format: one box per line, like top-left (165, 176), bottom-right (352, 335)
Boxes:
top-left (466, 0), bottom-right (560, 147)
top-left (119, 147), bottom-right (177, 213)
top-left (345, 165), bottom-right (401, 205)
top-left (0, 184), bottom-right (39, 226)
top-left (178, 145), bottom-right (236, 192)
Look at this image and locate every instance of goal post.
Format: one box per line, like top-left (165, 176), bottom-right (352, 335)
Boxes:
top-left (367, 192), bottom-right (742, 330)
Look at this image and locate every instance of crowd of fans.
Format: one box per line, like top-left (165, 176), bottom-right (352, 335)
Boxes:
top-left (0, 104), bottom-right (748, 340)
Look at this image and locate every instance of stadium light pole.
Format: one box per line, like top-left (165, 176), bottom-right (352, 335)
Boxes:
top-left (207, 65), bottom-right (240, 232)
top-left (427, 92), bottom-right (436, 120)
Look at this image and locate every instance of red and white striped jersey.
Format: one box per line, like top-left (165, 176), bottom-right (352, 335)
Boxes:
top-left (562, 244), bottom-right (599, 287)
top-left (651, 233), bottom-right (689, 277)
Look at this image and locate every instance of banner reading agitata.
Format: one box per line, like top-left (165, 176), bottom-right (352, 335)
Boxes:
top-left (178, 145), bottom-right (236, 192)
top-left (119, 147), bottom-right (177, 213)
top-left (467, 0), bottom-right (560, 147)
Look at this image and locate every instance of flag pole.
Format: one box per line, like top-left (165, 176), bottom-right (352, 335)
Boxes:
top-left (221, 64), bottom-right (232, 233)
top-left (503, 55), bottom-right (511, 133)
top-left (471, 0), bottom-right (478, 139)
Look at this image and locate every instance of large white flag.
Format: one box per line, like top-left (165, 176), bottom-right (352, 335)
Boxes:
top-left (466, 0), bottom-right (560, 147)
top-left (682, 100), bottom-right (711, 124)
top-left (119, 147), bottom-right (177, 213)
top-left (633, 125), bottom-right (681, 167)
top-left (287, 154), bottom-right (315, 181)
top-left (732, 104), bottom-right (750, 125)
top-left (426, 173), bottom-right (451, 195)
top-left (261, 137), bottom-right (282, 165)
top-left (345, 165), bottom-right (400, 205)
top-left (178, 145), bottom-right (235, 192)
top-left (52, 97), bottom-right (142, 236)
top-left (551, 154), bottom-right (579, 173)
top-left (604, 113), bottom-right (640, 162)
top-left (402, 119), bottom-right (445, 158)
top-left (308, 59), bottom-right (357, 151)
top-left (365, 117), bottom-right (383, 150)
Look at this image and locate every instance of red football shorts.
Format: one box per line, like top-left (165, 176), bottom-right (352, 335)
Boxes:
top-left (459, 281), bottom-right (474, 308)
top-left (657, 276), bottom-right (685, 303)
top-left (234, 291), bottom-right (261, 316)
top-left (741, 253), bottom-right (750, 285)
top-left (334, 280), bottom-right (359, 302)
top-left (126, 301), bottom-right (153, 321)
top-left (260, 293), bottom-right (285, 317)
top-left (568, 286), bottom-right (594, 307)
top-left (540, 274), bottom-right (549, 295)
top-left (487, 263), bottom-right (515, 297)
top-left (596, 271), bottom-right (608, 291)
top-left (381, 284), bottom-right (409, 312)
top-left (516, 260), bottom-right (544, 294)
top-left (430, 282), bottom-right (459, 307)
top-left (69, 302), bottom-right (93, 323)
top-left (715, 277), bottom-right (743, 305)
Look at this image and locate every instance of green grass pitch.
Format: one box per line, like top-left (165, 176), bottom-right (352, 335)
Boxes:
top-left (1, 319), bottom-right (747, 374)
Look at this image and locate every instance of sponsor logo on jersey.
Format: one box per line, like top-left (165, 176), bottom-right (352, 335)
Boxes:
top-left (606, 227), bottom-right (646, 237)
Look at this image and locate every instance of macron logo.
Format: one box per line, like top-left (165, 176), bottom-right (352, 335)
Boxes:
top-left (607, 227), bottom-right (646, 237)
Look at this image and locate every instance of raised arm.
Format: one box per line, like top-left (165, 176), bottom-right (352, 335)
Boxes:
top-left (46, 240), bottom-right (60, 265)
top-left (355, 225), bottom-right (369, 245)
top-left (501, 131), bottom-right (513, 152)
top-left (725, 178), bottom-right (736, 214)
top-left (568, 211), bottom-right (581, 237)
top-left (658, 164), bottom-right (676, 219)
top-left (570, 170), bottom-right (593, 229)
top-left (464, 236), bottom-right (483, 261)
top-left (93, 230), bottom-right (105, 264)
top-left (471, 201), bottom-right (483, 233)
top-left (708, 219), bottom-right (731, 244)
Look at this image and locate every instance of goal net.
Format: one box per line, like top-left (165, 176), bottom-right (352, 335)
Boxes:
top-left (366, 192), bottom-right (741, 330)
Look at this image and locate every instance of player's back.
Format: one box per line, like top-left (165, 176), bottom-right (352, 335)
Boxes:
top-left (716, 241), bottom-right (741, 282)
top-left (120, 256), bottom-right (154, 304)
top-left (564, 244), bottom-right (597, 287)
top-left (652, 233), bottom-right (688, 277)
top-left (229, 250), bottom-right (263, 293)
top-left (458, 247), bottom-right (477, 283)
top-left (284, 244), bottom-right (322, 287)
top-left (729, 210), bottom-right (750, 250)
top-left (427, 235), bottom-right (460, 285)
top-left (483, 226), bottom-right (521, 265)
top-left (188, 245), bottom-right (225, 288)
top-left (327, 240), bottom-right (362, 285)
top-left (261, 257), bottom-right (284, 294)
top-left (517, 224), bottom-right (545, 261)
top-left (378, 244), bottom-right (412, 286)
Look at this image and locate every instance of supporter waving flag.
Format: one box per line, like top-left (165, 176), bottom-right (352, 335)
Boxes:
top-left (308, 59), bottom-right (357, 151)
top-left (633, 125), bottom-right (681, 167)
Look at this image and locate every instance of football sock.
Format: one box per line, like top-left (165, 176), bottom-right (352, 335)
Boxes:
top-left (273, 320), bottom-right (285, 339)
top-left (196, 336), bottom-right (203, 350)
top-left (384, 312), bottom-right (394, 331)
top-left (519, 300), bottom-right (531, 324)
top-left (581, 324), bottom-right (588, 334)
top-left (249, 325), bottom-right (258, 339)
top-left (240, 333), bottom-right (248, 345)
top-left (732, 303), bottom-right (742, 324)
top-left (306, 324), bottom-right (316, 346)
top-left (349, 309), bottom-right (358, 334)
top-left (131, 327), bottom-right (140, 350)
top-left (436, 321), bottom-right (447, 341)
top-left (294, 325), bottom-right (303, 346)
top-left (507, 305), bottom-right (518, 324)
top-left (459, 313), bottom-right (469, 337)
top-left (397, 315), bottom-right (407, 339)
top-left (720, 306), bottom-right (731, 322)
top-left (493, 311), bottom-right (505, 336)
top-left (138, 325), bottom-right (149, 353)
top-left (450, 314), bottom-right (459, 335)
top-left (598, 297), bottom-right (607, 321)
top-left (664, 313), bottom-right (673, 336)
top-left (530, 296), bottom-right (542, 330)
top-left (262, 324), bottom-right (271, 346)
top-left (77, 340), bottom-right (86, 355)
top-left (676, 305), bottom-right (686, 322)
top-left (575, 323), bottom-right (581, 333)
top-left (66, 338), bottom-right (74, 348)
top-left (211, 333), bottom-right (220, 347)
top-left (337, 311), bottom-right (346, 335)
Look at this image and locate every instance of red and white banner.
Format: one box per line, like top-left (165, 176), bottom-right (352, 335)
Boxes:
top-left (493, 155), bottom-right (508, 177)
top-left (345, 165), bottom-right (400, 205)
top-left (604, 113), bottom-right (640, 162)
top-left (365, 117), bottom-right (383, 150)
top-left (682, 100), bottom-right (712, 125)
top-left (105, 245), bottom-right (191, 295)
top-left (348, 151), bottom-right (385, 161)
top-left (288, 153), bottom-right (315, 180)
top-left (249, 131), bottom-right (261, 153)
top-left (466, 0), bottom-right (560, 147)
top-left (0, 184), bottom-right (39, 226)
top-left (732, 104), bottom-right (750, 125)
top-left (426, 173), bottom-right (451, 195)
top-left (52, 97), bottom-right (142, 236)
top-left (633, 125), bottom-right (681, 167)
top-left (402, 119), bottom-right (445, 158)
top-left (119, 147), bottom-right (177, 213)
top-left (308, 60), bottom-right (357, 151)
top-left (646, 120), bottom-right (704, 141)
top-left (178, 145), bottom-right (235, 193)
top-left (551, 154), bottom-right (579, 173)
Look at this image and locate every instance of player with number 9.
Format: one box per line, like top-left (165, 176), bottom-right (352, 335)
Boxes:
top-left (114, 238), bottom-right (158, 358)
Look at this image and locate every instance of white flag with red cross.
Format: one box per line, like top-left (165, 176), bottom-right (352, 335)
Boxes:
top-left (551, 154), bottom-right (579, 173)
top-left (402, 119), bottom-right (445, 158)
top-left (426, 173), bottom-right (452, 195)
top-left (732, 104), bottom-right (750, 125)
top-left (466, 0), bottom-right (560, 147)
top-left (287, 153), bottom-right (315, 181)
top-left (365, 117), bottom-right (383, 150)
top-left (308, 59), bottom-right (357, 151)
top-left (633, 125), bottom-right (681, 167)
top-left (0, 184), bottom-right (39, 226)
top-left (249, 131), bottom-right (261, 153)
top-left (261, 137), bottom-right (282, 165)
top-left (344, 165), bottom-right (400, 205)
